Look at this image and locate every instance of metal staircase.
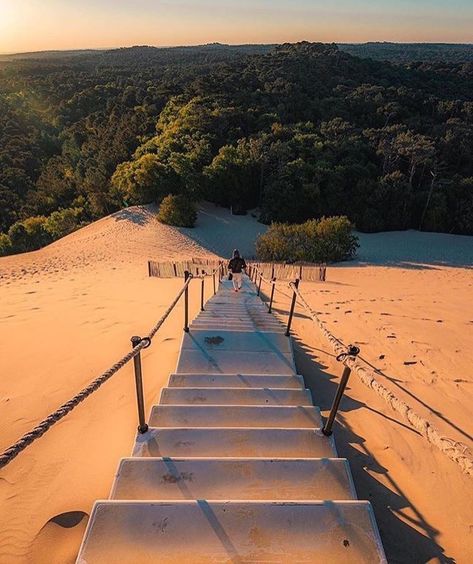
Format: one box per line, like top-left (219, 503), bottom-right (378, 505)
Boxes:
top-left (76, 279), bottom-right (386, 563)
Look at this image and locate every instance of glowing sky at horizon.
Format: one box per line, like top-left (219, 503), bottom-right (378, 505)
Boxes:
top-left (1, 0), bottom-right (472, 54)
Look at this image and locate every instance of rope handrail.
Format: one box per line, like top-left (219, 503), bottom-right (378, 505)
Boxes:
top-left (0, 275), bottom-right (194, 471)
top-left (250, 264), bottom-right (293, 300)
top-left (289, 281), bottom-right (473, 478)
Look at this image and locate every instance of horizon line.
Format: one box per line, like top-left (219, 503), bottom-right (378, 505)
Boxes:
top-left (2, 40), bottom-right (473, 57)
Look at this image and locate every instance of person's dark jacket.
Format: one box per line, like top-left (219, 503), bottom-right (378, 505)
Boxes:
top-left (228, 257), bottom-right (247, 273)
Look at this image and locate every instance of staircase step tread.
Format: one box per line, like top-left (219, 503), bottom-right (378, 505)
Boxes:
top-left (177, 350), bottom-right (296, 375)
top-left (132, 427), bottom-right (337, 458)
top-left (111, 457), bottom-right (356, 500)
top-left (159, 387), bottom-right (312, 406)
top-left (77, 500), bottom-right (387, 563)
top-left (149, 405), bottom-right (321, 427)
top-left (168, 374), bottom-right (304, 389)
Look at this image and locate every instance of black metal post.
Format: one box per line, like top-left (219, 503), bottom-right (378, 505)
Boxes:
top-left (322, 346), bottom-right (360, 436)
top-left (268, 278), bottom-right (276, 314)
top-left (184, 271), bottom-right (190, 332)
top-left (212, 272), bottom-right (216, 295)
top-left (201, 275), bottom-right (205, 311)
top-left (257, 273), bottom-right (262, 296)
top-left (322, 365), bottom-right (351, 436)
top-left (131, 336), bottom-right (149, 434)
top-left (285, 279), bottom-right (300, 336)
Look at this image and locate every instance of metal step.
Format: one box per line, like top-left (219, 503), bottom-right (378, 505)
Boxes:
top-left (77, 500), bottom-right (387, 563)
top-left (168, 373), bottom-right (304, 389)
top-left (132, 428), bottom-right (336, 458)
top-left (149, 405), bottom-right (322, 428)
top-left (111, 457), bottom-right (356, 500)
top-left (158, 387), bottom-right (312, 406)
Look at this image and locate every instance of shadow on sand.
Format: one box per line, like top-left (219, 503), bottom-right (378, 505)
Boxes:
top-left (292, 336), bottom-right (456, 564)
top-left (112, 206), bottom-right (155, 226)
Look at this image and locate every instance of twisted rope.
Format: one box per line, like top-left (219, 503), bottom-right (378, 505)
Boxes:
top-left (290, 282), bottom-right (473, 478)
top-left (250, 265), bottom-right (293, 300)
top-left (0, 276), bottom-right (193, 470)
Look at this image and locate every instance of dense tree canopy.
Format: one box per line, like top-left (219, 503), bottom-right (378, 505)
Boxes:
top-left (0, 42), bottom-right (472, 255)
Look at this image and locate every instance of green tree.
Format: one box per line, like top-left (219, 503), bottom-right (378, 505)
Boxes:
top-left (8, 216), bottom-right (52, 253)
top-left (157, 194), bottom-right (197, 227)
top-left (0, 233), bottom-right (13, 256)
top-left (112, 154), bottom-right (181, 204)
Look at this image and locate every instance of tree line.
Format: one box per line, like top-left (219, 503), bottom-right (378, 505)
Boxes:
top-left (1, 42), bottom-right (472, 256)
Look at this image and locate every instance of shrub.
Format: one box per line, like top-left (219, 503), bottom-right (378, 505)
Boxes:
top-left (256, 216), bottom-right (359, 263)
top-left (8, 216), bottom-right (52, 253)
top-left (0, 233), bottom-right (13, 256)
top-left (157, 194), bottom-right (197, 227)
top-left (45, 207), bottom-right (82, 239)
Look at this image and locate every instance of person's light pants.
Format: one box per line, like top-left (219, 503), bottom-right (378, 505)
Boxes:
top-left (232, 273), bottom-right (242, 290)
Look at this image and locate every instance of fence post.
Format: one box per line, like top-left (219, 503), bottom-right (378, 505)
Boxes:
top-left (257, 273), bottom-right (262, 296)
top-left (184, 271), bottom-right (190, 332)
top-left (131, 336), bottom-right (149, 434)
top-left (268, 278), bottom-right (276, 314)
top-left (201, 274), bottom-right (205, 311)
top-left (322, 346), bottom-right (360, 436)
top-left (212, 271), bottom-right (216, 295)
top-left (285, 279), bottom-right (300, 336)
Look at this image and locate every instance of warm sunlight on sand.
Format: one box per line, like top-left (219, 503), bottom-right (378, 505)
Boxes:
top-left (0, 204), bottom-right (472, 562)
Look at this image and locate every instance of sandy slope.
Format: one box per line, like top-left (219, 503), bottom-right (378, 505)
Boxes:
top-left (267, 265), bottom-right (473, 563)
top-left (0, 203), bottom-right (472, 563)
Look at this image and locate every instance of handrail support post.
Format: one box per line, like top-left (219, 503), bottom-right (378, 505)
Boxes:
top-left (322, 346), bottom-right (360, 436)
top-left (257, 273), bottom-right (262, 296)
top-left (285, 278), bottom-right (300, 336)
top-left (184, 271), bottom-right (190, 332)
top-left (268, 278), bottom-right (276, 314)
top-left (322, 365), bottom-right (352, 436)
top-left (201, 275), bottom-right (205, 311)
top-left (131, 336), bottom-right (149, 434)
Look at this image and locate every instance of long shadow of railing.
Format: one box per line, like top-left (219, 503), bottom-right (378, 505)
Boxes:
top-left (292, 335), bottom-right (455, 563)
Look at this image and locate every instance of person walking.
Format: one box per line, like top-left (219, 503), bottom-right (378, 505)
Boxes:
top-left (228, 249), bottom-right (247, 292)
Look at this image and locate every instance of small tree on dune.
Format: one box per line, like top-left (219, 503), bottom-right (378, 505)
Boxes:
top-left (157, 194), bottom-right (197, 228)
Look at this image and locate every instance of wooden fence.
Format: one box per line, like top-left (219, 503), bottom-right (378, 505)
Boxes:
top-left (148, 259), bottom-right (224, 278)
top-left (248, 262), bottom-right (327, 282)
top-left (148, 259), bottom-right (326, 281)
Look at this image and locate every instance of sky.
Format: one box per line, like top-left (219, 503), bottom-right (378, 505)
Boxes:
top-left (1, 0), bottom-right (472, 54)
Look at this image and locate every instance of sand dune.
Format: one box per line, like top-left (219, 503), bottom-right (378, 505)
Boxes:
top-left (0, 203), bottom-right (472, 563)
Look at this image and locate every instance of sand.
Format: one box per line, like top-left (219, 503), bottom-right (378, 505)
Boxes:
top-left (0, 202), bottom-right (472, 563)
top-left (267, 265), bottom-right (473, 563)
